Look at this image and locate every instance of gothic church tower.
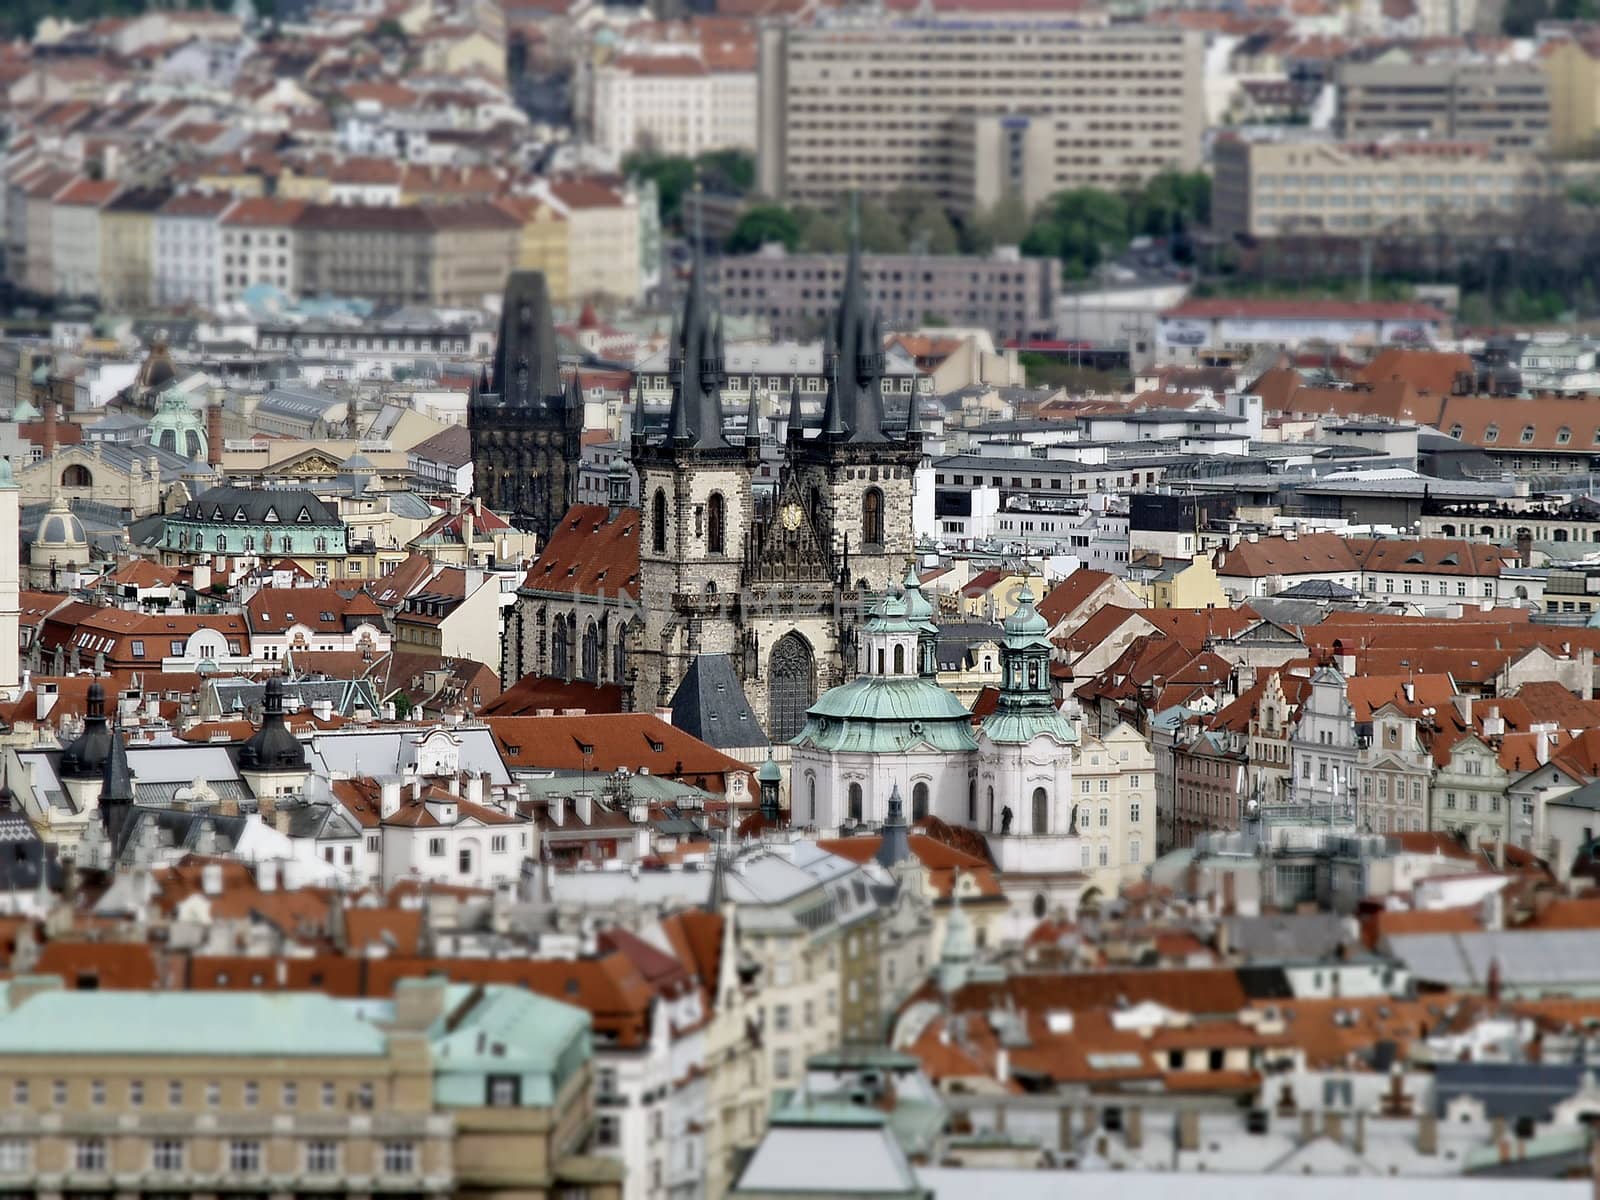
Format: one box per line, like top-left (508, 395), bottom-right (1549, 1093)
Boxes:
top-left (632, 244), bottom-right (758, 710)
top-left (469, 272), bottom-right (583, 547)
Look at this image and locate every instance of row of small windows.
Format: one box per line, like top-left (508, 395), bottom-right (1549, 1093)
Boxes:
top-left (0, 1136), bottom-right (416, 1175)
top-left (1449, 422), bottom-right (1599, 446)
top-left (175, 532), bottom-right (327, 553)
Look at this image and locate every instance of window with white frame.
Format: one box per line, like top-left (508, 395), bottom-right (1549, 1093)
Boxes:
top-left (75, 1138), bottom-right (107, 1172)
top-left (305, 1141), bottom-right (338, 1174)
top-left (382, 1142), bottom-right (416, 1174)
top-left (152, 1139), bottom-right (184, 1171)
top-left (229, 1140), bottom-right (261, 1173)
top-left (0, 1138), bottom-right (28, 1172)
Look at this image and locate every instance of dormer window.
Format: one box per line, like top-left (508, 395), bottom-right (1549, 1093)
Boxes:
top-left (264, 507), bottom-right (280, 523)
top-left (1520, 424), bottom-right (1536, 444)
top-left (296, 508), bottom-right (313, 523)
top-left (1484, 424), bottom-right (1499, 443)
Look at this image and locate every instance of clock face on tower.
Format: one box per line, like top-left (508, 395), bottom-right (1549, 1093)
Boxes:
top-left (781, 503), bottom-right (803, 532)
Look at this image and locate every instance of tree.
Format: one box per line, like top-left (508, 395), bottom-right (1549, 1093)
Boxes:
top-left (623, 152), bottom-right (696, 226)
top-left (728, 204), bottom-right (802, 253)
top-left (797, 206), bottom-right (846, 252)
top-left (905, 199), bottom-right (960, 255)
top-left (856, 197), bottom-right (907, 252)
top-left (697, 149), bottom-right (755, 194)
top-left (965, 192), bottom-right (1031, 253)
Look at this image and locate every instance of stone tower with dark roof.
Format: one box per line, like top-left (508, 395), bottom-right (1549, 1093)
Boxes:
top-left (625, 211), bottom-right (922, 742)
top-left (468, 271), bottom-right (583, 547)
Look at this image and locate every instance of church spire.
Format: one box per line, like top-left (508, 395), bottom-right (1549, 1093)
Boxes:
top-left (821, 327), bottom-right (847, 440)
top-left (662, 203), bottom-right (729, 451)
top-left (489, 272), bottom-right (562, 405)
top-left (99, 718), bottom-right (134, 854)
top-left (786, 376), bottom-right (804, 445)
top-left (834, 193), bottom-right (888, 445)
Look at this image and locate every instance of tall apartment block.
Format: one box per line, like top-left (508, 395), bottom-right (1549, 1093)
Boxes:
top-left (756, 19), bottom-right (1205, 215)
top-left (1335, 60), bottom-right (1552, 152)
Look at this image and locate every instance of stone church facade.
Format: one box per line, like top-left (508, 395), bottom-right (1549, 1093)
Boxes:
top-left (499, 236), bottom-right (923, 738)
top-left (469, 271), bottom-right (583, 548)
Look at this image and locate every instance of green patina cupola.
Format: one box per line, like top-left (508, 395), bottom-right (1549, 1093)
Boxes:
top-left (982, 582), bottom-right (1076, 747)
top-left (900, 564), bottom-right (939, 678)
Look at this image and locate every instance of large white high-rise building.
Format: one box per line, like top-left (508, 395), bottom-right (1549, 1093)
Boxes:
top-left (757, 18), bottom-right (1205, 214)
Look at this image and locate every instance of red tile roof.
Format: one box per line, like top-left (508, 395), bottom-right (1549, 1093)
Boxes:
top-left (520, 503), bottom-right (640, 598)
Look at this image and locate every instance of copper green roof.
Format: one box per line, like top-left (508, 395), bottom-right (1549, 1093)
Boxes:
top-left (795, 677), bottom-right (978, 753)
top-left (980, 707), bottom-right (1077, 747)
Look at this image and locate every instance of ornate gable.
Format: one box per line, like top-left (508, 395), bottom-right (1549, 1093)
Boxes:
top-left (745, 464), bottom-right (833, 586)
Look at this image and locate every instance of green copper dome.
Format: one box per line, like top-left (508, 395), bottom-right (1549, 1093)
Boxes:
top-left (901, 565), bottom-right (937, 632)
top-left (794, 676), bottom-right (979, 754)
top-left (1002, 582), bottom-right (1051, 647)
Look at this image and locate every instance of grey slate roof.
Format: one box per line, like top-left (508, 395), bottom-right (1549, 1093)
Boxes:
top-left (671, 655), bottom-right (768, 750)
top-left (1433, 1062), bottom-right (1593, 1122)
top-left (178, 485), bottom-right (340, 526)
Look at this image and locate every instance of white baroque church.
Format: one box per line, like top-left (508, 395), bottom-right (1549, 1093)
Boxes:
top-left (789, 571), bottom-right (1099, 915)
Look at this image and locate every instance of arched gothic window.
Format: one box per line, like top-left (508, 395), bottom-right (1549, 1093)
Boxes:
top-left (612, 626), bottom-right (628, 684)
top-left (912, 782), bottom-right (929, 823)
top-left (968, 780), bottom-right (977, 823)
top-left (862, 487), bottom-right (884, 547)
top-left (651, 489), bottom-right (667, 554)
top-left (707, 492), bottom-right (726, 555)
top-left (893, 644), bottom-right (906, 675)
top-left (848, 782), bottom-right (863, 824)
top-left (808, 774), bottom-right (817, 822)
top-left (768, 633), bottom-right (816, 744)
top-left (1032, 787), bottom-right (1049, 834)
top-left (581, 621), bottom-right (600, 682)
top-left (552, 615), bottom-right (572, 678)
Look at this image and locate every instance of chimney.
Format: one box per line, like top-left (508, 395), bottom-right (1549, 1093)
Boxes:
top-left (1403, 681), bottom-right (1415, 704)
top-left (1454, 695), bottom-right (1472, 727)
top-left (549, 794), bottom-right (564, 826)
top-left (995, 1047), bottom-right (1009, 1083)
top-left (1353, 1112), bottom-right (1366, 1155)
top-left (42, 395), bottom-right (56, 458)
top-left (1536, 729), bottom-right (1550, 766)
top-left (380, 779), bottom-right (402, 819)
top-left (461, 506), bottom-right (475, 560)
top-left (576, 791), bottom-right (593, 825)
top-left (1417, 1114), bottom-right (1438, 1156)
top-left (1178, 1110), bottom-right (1200, 1152)
top-left (207, 399), bottom-right (223, 467)
top-left (201, 862), bottom-right (223, 896)
top-left (1126, 1106), bottom-right (1143, 1150)
top-left (1300, 1111), bottom-right (1316, 1143)
top-left (1517, 529), bottom-right (1533, 568)
top-left (257, 859), bottom-right (278, 892)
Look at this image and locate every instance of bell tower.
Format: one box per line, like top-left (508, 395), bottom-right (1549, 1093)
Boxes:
top-left (632, 240), bottom-right (757, 710)
top-left (792, 200), bottom-right (922, 597)
top-left (469, 271), bottom-right (583, 547)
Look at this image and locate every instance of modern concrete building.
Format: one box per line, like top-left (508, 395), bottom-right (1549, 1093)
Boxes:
top-left (757, 18), bottom-right (1204, 214)
top-left (1335, 60), bottom-right (1551, 151)
top-left (1212, 134), bottom-right (1558, 240)
top-left (709, 245), bottom-right (1060, 341)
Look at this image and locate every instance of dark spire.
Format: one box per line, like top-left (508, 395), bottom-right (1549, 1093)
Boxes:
top-left (489, 272), bottom-right (562, 405)
top-left (834, 193), bottom-right (888, 444)
top-left (61, 682), bottom-right (112, 779)
top-left (786, 376), bottom-right (804, 444)
top-left (876, 783), bottom-right (910, 868)
top-left (743, 375), bottom-right (760, 447)
top-left (98, 719), bottom-right (134, 849)
top-left (821, 327), bottom-right (847, 439)
top-left (240, 676), bottom-right (307, 772)
top-left (662, 218), bottom-right (729, 451)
